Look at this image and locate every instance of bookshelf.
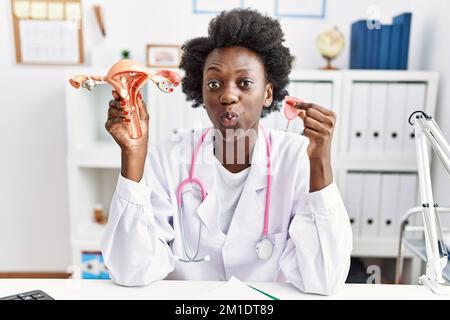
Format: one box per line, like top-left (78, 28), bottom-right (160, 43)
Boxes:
top-left (65, 68), bottom-right (438, 283)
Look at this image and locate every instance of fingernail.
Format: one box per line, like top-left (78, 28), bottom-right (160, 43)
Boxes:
top-left (123, 111), bottom-right (129, 115)
top-left (124, 119), bottom-right (131, 123)
top-left (299, 110), bottom-right (306, 119)
top-left (120, 100), bottom-right (126, 106)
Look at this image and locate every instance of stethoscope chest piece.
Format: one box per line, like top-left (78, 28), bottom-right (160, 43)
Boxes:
top-left (256, 238), bottom-right (274, 260)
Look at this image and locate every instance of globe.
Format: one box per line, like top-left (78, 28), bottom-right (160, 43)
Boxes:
top-left (316, 27), bottom-right (345, 70)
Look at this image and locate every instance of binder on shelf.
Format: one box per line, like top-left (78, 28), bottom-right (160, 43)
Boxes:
top-left (378, 24), bottom-right (392, 69)
top-left (393, 13), bottom-right (412, 70)
top-left (365, 27), bottom-right (374, 69)
top-left (349, 12), bottom-right (411, 70)
top-left (349, 83), bottom-right (369, 153)
top-left (366, 26), bottom-right (381, 69)
top-left (296, 82), bottom-right (315, 101)
top-left (344, 172), bottom-right (364, 239)
top-left (379, 173), bottom-right (401, 239)
top-left (388, 24), bottom-right (403, 70)
top-left (384, 83), bottom-right (407, 154)
top-left (360, 173), bottom-right (382, 239)
top-left (367, 83), bottom-right (388, 155)
top-left (313, 82), bottom-right (333, 111)
top-left (350, 20), bottom-right (367, 69)
top-left (403, 83), bottom-right (427, 154)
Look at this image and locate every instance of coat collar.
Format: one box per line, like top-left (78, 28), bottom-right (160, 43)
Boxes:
top-left (189, 126), bottom-right (274, 192)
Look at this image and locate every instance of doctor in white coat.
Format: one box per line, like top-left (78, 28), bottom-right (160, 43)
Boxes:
top-left (101, 8), bottom-right (352, 295)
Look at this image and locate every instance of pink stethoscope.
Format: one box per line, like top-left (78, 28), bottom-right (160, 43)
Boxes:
top-left (174, 125), bottom-right (274, 263)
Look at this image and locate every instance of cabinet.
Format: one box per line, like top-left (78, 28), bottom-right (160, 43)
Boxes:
top-left (65, 68), bottom-right (438, 282)
top-left (338, 71), bottom-right (438, 284)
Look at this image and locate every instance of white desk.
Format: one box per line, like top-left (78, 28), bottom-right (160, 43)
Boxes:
top-left (0, 279), bottom-right (449, 300)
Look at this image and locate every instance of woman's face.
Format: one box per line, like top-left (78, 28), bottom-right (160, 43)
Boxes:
top-left (202, 46), bottom-right (273, 136)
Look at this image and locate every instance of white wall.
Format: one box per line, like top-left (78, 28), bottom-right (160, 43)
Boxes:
top-left (0, 0), bottom-right (448, 271)
top-left (419, 1), bottom-right (450, 209)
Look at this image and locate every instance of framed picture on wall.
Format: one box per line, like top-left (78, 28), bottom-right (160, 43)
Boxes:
top-left (146, 44), bottom-right (181, 68)
top-left (275, 0), bottom-right (327, 19)
top-left (193, 0), bottom-right (244, 14)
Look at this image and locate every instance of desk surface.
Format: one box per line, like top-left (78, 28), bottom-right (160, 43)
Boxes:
top-left (1, 279), bottom-right (449, 300)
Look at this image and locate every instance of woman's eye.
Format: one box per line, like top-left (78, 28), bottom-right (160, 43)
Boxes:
top-left (207, 81), bottom-right (220, 89)
top-left (240, 80), bottom-right (253, 88)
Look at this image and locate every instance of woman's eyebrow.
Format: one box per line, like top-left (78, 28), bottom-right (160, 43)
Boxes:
top-left (235, 67), bottom-right (254, 74)
top-left (204, 65), bottom-right (256, 78)
top-left (205, 64), bottom-right (222, 73)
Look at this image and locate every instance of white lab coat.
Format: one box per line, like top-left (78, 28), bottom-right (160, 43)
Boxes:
top-left (101, 128), bottom-right (353, 295)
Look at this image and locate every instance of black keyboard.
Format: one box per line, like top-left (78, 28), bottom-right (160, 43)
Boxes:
top-left (0, 290), bottom-right (54, 300)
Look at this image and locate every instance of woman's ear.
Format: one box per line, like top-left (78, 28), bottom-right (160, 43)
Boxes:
top-left (264, 82), bottom-right (273, 108)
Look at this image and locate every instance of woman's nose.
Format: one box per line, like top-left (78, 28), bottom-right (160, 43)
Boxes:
top-left (219, 87), bottom-right (239, 105)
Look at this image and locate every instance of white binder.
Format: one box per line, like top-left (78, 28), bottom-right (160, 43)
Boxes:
top-left (378, 173), bottom-right (400, 239)
top-left (361, 173), bottom-right (382, 239)
top-left (349, 83), bottom-right (369, 154)
top-left (344, 172), bottom-right (364, 239)
top-left (297, 81), bottom-right (315, 101)
top-left (384, 83), bottom-right (407, 154)
top-left (367, 83), bottom-right (388, 155)
top-left (403, 83), bottom-right (427, 155)
top-left (397, 173), bottom-right (418, 227)
top-left (314, 82), bottom-right (333, 111)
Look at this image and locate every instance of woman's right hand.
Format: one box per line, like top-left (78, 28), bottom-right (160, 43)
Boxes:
top-left (105, 90), bottom-right (149, 182)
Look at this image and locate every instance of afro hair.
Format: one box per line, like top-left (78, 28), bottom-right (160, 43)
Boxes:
top-left (179, 8), bottom-right (294, 118)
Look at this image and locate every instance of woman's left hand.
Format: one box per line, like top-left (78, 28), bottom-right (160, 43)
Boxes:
top-left (296, 102), bottom-right (336, 161)
top-left (287, 99), bottom-right (336, 192)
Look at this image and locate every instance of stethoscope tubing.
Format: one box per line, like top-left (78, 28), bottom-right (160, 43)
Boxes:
top-left (176, 126), bottom-right (272, 262)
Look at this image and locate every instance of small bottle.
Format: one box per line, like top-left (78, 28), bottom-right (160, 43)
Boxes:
top-left (93, 204), bottom-right (108, 225)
